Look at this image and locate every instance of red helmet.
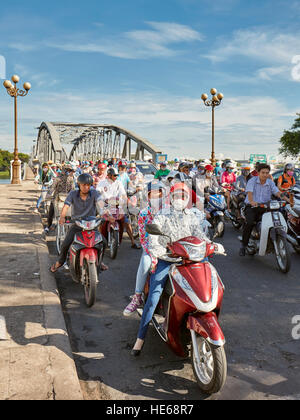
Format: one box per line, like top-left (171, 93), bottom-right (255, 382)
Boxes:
top-left (170, 182), bottom-right (190, 196)
top-left (205, 164), bottom-right (214, 172)
top-left (98, 163), bottom-right (107, 170)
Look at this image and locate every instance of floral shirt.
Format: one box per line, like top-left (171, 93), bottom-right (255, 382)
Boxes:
top-left (149, 207), bottom-right (209, 260)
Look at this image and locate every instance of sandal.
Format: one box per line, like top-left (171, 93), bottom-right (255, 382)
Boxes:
top-left (100, 263), bottom-right (109, 271)
top-left (131, 243), bottom-right (141, 249)
top-left (50, 262), bottom-right (63, 273)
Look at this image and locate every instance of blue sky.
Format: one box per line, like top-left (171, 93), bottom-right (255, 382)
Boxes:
top-left (0, 0), bottom-right (300, 159)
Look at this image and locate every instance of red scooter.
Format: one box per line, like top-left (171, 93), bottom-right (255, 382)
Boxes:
top-left (100, 198), bottom-right (125, 259)
top-left (141, 224), bottom-right (227, 395)
top-left (69, 216), bottom-right (104, 307)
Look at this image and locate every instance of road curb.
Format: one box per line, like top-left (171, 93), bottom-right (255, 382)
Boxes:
top-left (32, 211), bottom-right (83, 400)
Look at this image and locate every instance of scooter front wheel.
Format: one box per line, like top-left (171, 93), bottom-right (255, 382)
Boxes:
top-left (191, 333), bottom-right (227, 394)
top-left (82, 259), bottom-right (98, 307)
top-left (274, 235), bottom-right (291, 273)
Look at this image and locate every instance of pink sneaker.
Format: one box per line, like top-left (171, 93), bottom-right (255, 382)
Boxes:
top-left (123, 294), bottom-right (143, 317)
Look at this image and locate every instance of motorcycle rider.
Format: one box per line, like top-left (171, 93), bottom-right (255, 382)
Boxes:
top-left (232, 165), bottom-right (251, 220)
top-left (154, 161), bottom-right (170, 179)
top-left (50, 173), bottom-right (108, 272)
top-left (123, 181), bottom-right (167, 316)
top-left (277, 163), bottom-right (296, 198)
top-left (44, 163), bottom-right (76, 234)
top-left (131, 182), bottom-right (212, 356)
top-left (97, 167), bottom-right (141, 249)
top-left (221, 161), bottom-right (237, 217)
top-left (239, 163), bottom-right (287, 256)
top-left (34, 162), bottom-right (54, 213)
top-left (93, 162), bottom-right (107, 188)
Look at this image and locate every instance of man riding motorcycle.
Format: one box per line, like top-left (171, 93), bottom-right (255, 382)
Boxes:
top-left (44, 163), bottom-right (76, 234)
top-left (239, 163), bottom-right (289, 256)
top-left (97, 167), bottom-right (141, 249)
top-left (130, 182), bottom-right (214, 356)
top-left (50, 173), bottom-right (108, 272)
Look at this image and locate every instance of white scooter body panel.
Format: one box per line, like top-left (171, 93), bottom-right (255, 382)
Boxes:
top-left (259, 211), bottom-right (287, 256)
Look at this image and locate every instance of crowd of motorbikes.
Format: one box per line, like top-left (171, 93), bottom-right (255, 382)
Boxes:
top-left (34, 163), bottom-right (300, 396)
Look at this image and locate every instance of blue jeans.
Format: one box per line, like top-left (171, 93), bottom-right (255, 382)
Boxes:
top-left (135, 251), bottom-right (152, 294)
top-left (137, 259), bottom-right (172, 340)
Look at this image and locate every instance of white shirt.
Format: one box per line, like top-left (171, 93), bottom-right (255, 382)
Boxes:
top-left (96, 179), bottom-right (127, 213)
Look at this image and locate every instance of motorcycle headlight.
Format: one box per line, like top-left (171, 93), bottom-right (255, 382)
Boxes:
top-left (270, 201), bottom-right (280, 210)
top-left (181, 241), bottom-right (207, 262)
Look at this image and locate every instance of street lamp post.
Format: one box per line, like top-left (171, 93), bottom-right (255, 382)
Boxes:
top-left (3, 75), bottom-right (31, 184)
top-left (201, 88), bottom-right (224, 167)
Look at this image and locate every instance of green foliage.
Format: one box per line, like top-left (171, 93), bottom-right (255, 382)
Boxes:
top-left (0, 149), bottom-right (30, 172)
top-left (279, 114), bottom-right (300, 159)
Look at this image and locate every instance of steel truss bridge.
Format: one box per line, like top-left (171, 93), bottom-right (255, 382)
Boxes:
top-left (33, 122), bottom-right (162, 164)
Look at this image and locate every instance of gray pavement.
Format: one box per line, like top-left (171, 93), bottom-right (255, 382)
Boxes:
top-left (47, 208), bottom-right (300, 400)
top-left (0, 182), bottom-right (83, 400)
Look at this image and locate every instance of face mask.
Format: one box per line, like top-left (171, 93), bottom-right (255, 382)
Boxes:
top-left (172, 197), bottom-right (189, 211)
top-left (227, 169), bottom-right (233, 173)
top-left (43, 168), bottom-right (48, 172)
top-left (206, 172), bottom-right (213, 178)
top-left (287, 171), bottom-right (294, 177)
top-left (198, 169), bottom-right (205, 175)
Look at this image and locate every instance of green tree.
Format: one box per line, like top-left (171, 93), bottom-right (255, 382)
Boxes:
top-left (279, 114), bottom-right (300, 159)
top-left (0, 150), bottom-right (30, 171)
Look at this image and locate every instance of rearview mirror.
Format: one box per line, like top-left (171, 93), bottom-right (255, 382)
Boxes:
top-left (146, 224), bottom-right (163, 236)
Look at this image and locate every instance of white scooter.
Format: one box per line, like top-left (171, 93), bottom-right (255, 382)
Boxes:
top-left (243, 200), bottom-right (291, 273)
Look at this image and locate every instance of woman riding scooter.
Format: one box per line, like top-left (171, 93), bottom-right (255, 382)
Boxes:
top-left (131, 182), bottom-right (212, 356)
top-left (123, 181), bottom-right (166, 316)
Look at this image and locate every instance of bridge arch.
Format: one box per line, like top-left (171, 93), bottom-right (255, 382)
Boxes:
top-left (34, 122), bottom-right (162, 163)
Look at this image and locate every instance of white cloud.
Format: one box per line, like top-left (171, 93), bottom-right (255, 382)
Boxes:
top-left (206, 28), bottom-right (300, 81)
top-left (0, 90), bottom-right (296, 159)
top-left (44, 21), bottom-right (203, 59)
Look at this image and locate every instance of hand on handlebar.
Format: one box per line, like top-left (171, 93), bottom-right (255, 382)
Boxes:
top-left (250, 201), bottom-right (258, 207)
top-left (59, 216), bottom-right (65, 225)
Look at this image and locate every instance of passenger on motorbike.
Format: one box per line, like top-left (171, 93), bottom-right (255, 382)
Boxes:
top-left (123, 181), bottom-right (167, 316)
top-left (239, 163), bottom-right (288, 256)
top-left (118, 163), bottom-right (130, 190)
top-left (130, 182), bottom-right (211, 356)
top-left (50, 173), bottom-right (108, 272)
top-left (93, 163), bottom-right (107, 188)
top-left (97, 168), bottom-right (141, 249)
top-left (44, 163), bottom-right (76, 234)
top-left (278, 163), bottom-right (296, 199)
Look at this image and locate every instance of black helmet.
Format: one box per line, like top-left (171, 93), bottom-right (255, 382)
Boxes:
top-left (147, 180), bottom-right (164, 194)
top-left (77, 173), bottom-right (93, 185)
top-left (107, 168), bottom-right (118, 177)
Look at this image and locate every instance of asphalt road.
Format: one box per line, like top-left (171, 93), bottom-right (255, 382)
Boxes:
top-left (45, 219), bottom-right (300, 400)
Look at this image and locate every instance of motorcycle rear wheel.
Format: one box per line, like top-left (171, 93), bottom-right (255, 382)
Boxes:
top-left (191, 334), bottom-right (227, 394)
top-left (83, 259), bottom-right (98, 307)
top-left (109, 230), bottom-right (119, 260)
top-left (274, 235), bottom-right (291, 274)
